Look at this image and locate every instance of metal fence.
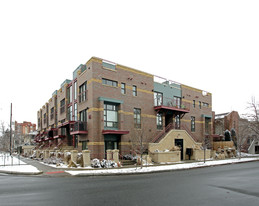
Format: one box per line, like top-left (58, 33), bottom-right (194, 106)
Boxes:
top-left (0, 153), bottom-right (21, 166)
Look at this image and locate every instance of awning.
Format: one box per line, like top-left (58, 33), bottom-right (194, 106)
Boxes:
top-left (58, 121), bottom-right (76, 128)
top-left (102, 130), bottom-right (129, 135)
top-left (154, 105), bottom-right (189, 113)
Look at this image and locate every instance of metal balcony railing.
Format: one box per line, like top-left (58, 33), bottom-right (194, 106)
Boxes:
top-left (154, 97), bottom-right (190, 111)
top-left (70, 121), bottom-right (87, 134)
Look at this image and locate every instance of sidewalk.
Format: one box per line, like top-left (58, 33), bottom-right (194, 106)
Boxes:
top-left (1, 155), bottom-right (259, 176)
top-left (65, 157), bottom-right (259, 176)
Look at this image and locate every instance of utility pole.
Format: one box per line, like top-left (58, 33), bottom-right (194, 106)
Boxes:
top-left (10, 103), bottom-right (12, 155)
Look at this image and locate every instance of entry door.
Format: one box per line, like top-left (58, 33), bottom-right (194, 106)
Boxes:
top-left (175, 139), bottom-right (184, 160)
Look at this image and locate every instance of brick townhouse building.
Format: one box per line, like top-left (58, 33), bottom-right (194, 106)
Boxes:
top-left (35, 57), bottom-right (213, 159)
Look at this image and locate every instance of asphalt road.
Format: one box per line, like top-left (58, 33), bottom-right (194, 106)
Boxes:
top-left (0, 161), bottom-right (259, 206)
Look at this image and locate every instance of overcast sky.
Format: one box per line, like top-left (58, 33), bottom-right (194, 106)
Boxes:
top-left (0, 0), bottom-right (258, 126)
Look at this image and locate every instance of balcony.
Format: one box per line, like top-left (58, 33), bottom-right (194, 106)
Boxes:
top-left (70, 121), bottom-right (88, 135)
top-left (53, 128), bottom-right (66, 139)
top-left (154, 97), bottom-right (190, 114)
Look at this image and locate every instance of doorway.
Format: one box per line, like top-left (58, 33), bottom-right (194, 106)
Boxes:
top-left (175, 139), bottom-right (184, 160)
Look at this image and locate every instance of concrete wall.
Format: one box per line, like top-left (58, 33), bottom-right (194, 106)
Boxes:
top-left (150, 151), bottom-right (181, 163)
top-left (213, 141), bottom-right (234, 150)
top-left (149, 130), bottom-right (202, 160)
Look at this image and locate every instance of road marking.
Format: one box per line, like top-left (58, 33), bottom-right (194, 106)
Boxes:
top-left (46, 171), bottom-right (65, 174)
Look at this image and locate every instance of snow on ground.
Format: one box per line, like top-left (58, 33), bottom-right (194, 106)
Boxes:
top-left (66, 157), bottom-right (259, 176)
top-left (0, 153), bottom-right (40, 174)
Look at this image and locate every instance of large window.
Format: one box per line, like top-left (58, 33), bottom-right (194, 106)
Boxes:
top-left (175, 115), bottom-right (180, 129)
top-left (60, 99), bottom-right (65, 114)
top-left (50, 107), bottom-right (54, 120)
top-left (173, 97), bottom-right (181, 108)
top-left (191, 116), bottom-right (195, 132)
top-left (104, 103), bottom-right (118, 128)
top-left (134, 108), bottom-right (141, 128)
top-left (154, 92), bottom-right (163, 106)
top-left (156, 113), bottom-right (163, 130)
top-left (44, 113), bottom-right (47, 124)
top-left (102, 78), bottom-right (118, 87)
top-left (67, 86), bottom-right (72, 104)
top-left (74, 81), bottom-right (77, 100)
top-left (68, 105), bottom-right (72, 121)
top-left (74, 103), bottom-right (77, 121)
top-left (79, 109), bottom-right (87, 122)
top-left (79, 82), bottom-right (87, 103)
top-left (133, 85), bottom-right (137, 96)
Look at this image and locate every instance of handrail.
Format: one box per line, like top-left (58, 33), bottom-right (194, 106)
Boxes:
top-left (181, 124), bottom-right (199, 142)
top-left (151, 123), bottom-right (174, 143)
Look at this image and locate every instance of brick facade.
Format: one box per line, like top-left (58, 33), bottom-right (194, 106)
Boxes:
top-left (35, 57), bottom-right (213, 158)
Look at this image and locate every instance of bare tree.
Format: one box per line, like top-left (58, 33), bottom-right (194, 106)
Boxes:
top-left (237, 119), bottom-right (250, 159)
top-left (0, 121), bottom-right (10, 152)
top-left (245, 97), bottom-right (259, 138)
top-left (131, 120), bottom-right (150, 169)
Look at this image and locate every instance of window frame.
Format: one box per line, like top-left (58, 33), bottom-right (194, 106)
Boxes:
top-left (156, 113), bottom-right (163, 130)
top-left (104, 103), bottom-right (118, 129)
top-left (191, 116), bottom-right (195, 132)
top-left (102, 78), bottom-right (118, 87)
top-left (133, 85), bottom-right (137, 96)
top-left (121, 83), bottom-right (126, 94)
top-left (134, 108), bottom-right (141, 129)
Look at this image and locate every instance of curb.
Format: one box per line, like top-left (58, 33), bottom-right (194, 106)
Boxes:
top-left (0, 170), bottom-right (43, 175)
top-left (69, 158), bottom-right (259, 177)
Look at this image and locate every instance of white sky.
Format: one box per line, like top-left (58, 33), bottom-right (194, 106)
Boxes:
top-left (0, 0), bottom-right (259, 126)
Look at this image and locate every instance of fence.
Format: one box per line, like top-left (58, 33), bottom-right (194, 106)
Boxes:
top-left (0, 153), bottom-right (21, 166)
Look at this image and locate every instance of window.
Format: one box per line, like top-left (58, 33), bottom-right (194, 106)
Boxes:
top-left (156, 113), bottom-right (163, 130)
top-left (191, 116), bottom-right (195, 132)
top-left (82, 141), bottom-right (88, 150)
top-left (74, 81), bottom-right (77, 100)
top-left (193, 100), bottom-right (196, 108)
top-left (79, 82), bottom-right (87, 103)
top-left (74, 103), bottom-right (77, 121)
top-left (104, 103), bottom-right (118, 128)
top-left (203, 102), bottom-right (209, 108)
top-left (68, 105), bottom-right (73, 121)
top-left (199, 101), bottom-right (201, 109)
top-left (79, 109), bottom-right (87, 122)
top-left (67, 86), bottom-right (72, 104)
top-left (133, 85), bottom-right (137, 96)
top-left (154, 92), bottom-right (163, 106)
top-left (60, 99), bottom-right (65, 114)
top-left (50, 107), bottom-right (54, 120)
top-left (44, 113), bottom-right (47, 124)
top-left (134, 108), bottom-right (141, 128)
top-left (102, 78), bottom-right (118, 87)
top-left (175, 115), bottom-right (180, 129)
top-left (173, 97), bottom-right (181, 108)
top-left (121, 83), bottom-right (126, 94)
top-left (38, 118), bottom-right (40, 128)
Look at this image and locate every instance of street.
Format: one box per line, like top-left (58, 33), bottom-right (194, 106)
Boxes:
top-left (0, 161), bottom-right (259, 206)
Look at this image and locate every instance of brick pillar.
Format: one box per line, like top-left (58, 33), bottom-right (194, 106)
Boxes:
top-left (71, 150), bottom-right (78, 163)
top-left (112, 149), bottom-right (119, 162)
top-left (107, 150), bottom-right (112, 160)
top-left (82, 150), bottom-right (91, 167)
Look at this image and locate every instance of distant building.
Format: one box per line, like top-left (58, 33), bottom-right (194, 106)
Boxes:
top-left (214, 111), bottom-right (239, 139)
top-left (14, 121), bottom-right (37, 147)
